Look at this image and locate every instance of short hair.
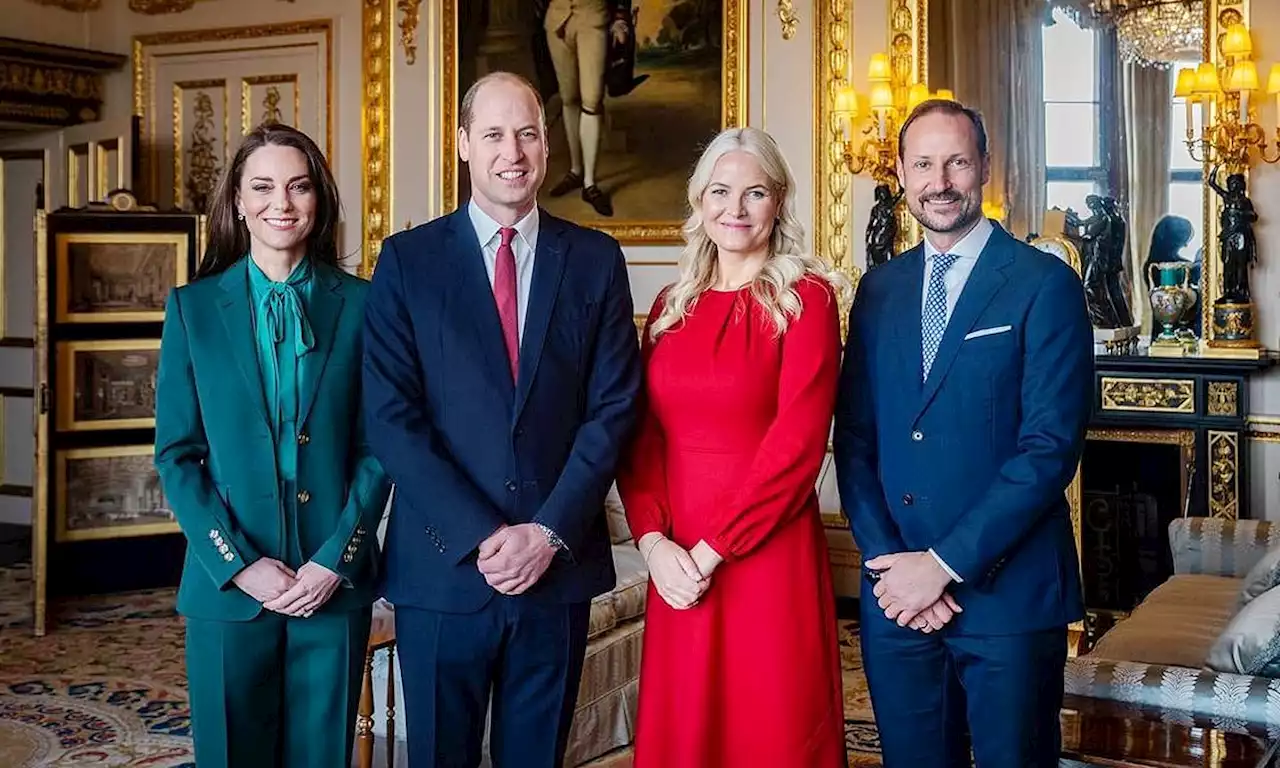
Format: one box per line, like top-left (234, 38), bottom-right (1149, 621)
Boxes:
top-left (459, 71), bottom-right (546, 132)
top-left (897, 98), bottom-right (988, 159)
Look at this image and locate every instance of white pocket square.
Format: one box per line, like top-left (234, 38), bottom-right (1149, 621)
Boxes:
top-left (964, 325), bottom-right (1012, 340)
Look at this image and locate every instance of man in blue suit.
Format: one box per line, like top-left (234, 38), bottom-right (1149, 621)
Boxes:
top-left (834, 99), bottom-right (1093, 767)
top-left (363, 71), bottom-right (641, 767)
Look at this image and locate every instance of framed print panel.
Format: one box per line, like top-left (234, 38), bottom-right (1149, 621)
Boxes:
top-left (441, 0), bottom-right (747, 244)
top-left (54, 232), bottom-right (189, 323)
top-left (56, 339), bottom-right (160, 432)
top-left (55, 444), bottom-right (177, 543)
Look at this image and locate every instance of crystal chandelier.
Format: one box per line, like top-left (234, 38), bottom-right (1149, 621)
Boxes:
top-left (1061, 0), bottom-right (1203, 68)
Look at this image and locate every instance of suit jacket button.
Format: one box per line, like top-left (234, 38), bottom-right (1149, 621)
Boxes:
top-left (297, 490), bottom-right (310, 504)
top-left (902, 494), bottom-right (914, 506)
top-left (505, 479), bottom-right (517, 492)
top-left (911, 430), bottom-right (924, 442)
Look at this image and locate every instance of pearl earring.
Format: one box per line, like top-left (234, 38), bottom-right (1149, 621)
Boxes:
top-left (237, 213), bottom-right (245, 221)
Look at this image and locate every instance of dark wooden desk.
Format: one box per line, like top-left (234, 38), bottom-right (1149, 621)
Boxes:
top-left (1061, 695), bottom-right (1279, 767)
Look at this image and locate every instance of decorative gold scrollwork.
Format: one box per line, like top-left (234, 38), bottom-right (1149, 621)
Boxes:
top-left (1208, 381), bottom-right (1239, 417)
top-left (1100, 378), bottom-right (1196, 414)
top-left (777, 0), bottom-right (799, 40)
top-left (397, 0), bottom-right (421, 65)
top-left (1209, 431), bottom-right (1240, 519)
top-left (185, 91), bottom-right (220, 215)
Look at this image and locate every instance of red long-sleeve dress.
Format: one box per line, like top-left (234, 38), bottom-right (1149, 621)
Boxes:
top-left (617, 276), bottom-right (846, 768)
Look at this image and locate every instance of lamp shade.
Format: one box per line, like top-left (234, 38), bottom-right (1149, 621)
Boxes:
top-left (1174, 67), bottom-right (1197, 98)
top-left (1194, 62), bottom-right (1222, 95)
top-left (1221, 23), bottom-right (1253, 57)
top-left (869, 82), bottom-right (894, 110)
top-left (1268, 64), bottom-right (1280, 95)
top-left (867, 53), bottom-right (891, 82)
top-left (1227, 61), bottom-right (1259, 92)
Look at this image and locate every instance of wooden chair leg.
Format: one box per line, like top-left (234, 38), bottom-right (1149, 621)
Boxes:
top-left (357, 648), bottom-right (375, 768)
top-left (385, 645), bottom-right (397, 768)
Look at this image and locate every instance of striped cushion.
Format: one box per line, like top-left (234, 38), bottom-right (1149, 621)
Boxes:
top-left (1090, 574), bottom-right (1240, 669)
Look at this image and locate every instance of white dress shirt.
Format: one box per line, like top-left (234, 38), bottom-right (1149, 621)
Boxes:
top-left (920, 215), bottom-right (994, 325)
top-left (468, 201), bottom-right (539, 342)
top-left (918, 215), bottom-right (995, 585)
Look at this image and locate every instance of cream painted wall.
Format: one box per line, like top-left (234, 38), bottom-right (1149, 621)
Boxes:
top-left (1243, 3), bottom-right (1280, 520)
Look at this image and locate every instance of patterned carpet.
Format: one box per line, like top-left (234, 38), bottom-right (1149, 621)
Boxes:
top-left (0, 563), bottom-right (882, 767)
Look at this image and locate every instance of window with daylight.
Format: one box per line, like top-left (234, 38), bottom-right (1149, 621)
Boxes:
top-left (1042, 8), bottom-right (1103, 216)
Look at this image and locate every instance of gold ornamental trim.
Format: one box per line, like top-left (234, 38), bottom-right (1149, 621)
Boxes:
top-left (133, 20), bottom-right (335, 204)
top-left (362, 0), bottom-right (392, 277)
top-left (777, 0), bottom-right (799, 41)
top-left (1208, 430), bottom-right (1239, 519)
top-left (814, 0), bottom-right (857, 292)
top-left (1100, 377), bottom-right (1196, 414)
top-left (1207, 381), bottom-right (1239, 417)
top-left (397, 0), bottom-right (422, 65)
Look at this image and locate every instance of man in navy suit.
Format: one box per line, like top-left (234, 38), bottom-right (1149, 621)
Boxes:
top-left (834, 99), bottom-right (1093, 767)
top-left (363, 71), bottom-right (641, 768)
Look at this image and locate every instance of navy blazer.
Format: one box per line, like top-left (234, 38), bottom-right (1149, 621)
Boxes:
top-left (834, 223), bottom-right (1093, 634)
top-left (363, 208), bottom-right (641, 613)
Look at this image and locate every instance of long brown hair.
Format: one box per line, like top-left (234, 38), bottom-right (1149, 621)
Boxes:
top-left (194, 123), bottom-right (342, 279)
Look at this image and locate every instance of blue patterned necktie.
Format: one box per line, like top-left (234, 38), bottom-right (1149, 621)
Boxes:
top-left (922, 252), bottom-right (961, 381)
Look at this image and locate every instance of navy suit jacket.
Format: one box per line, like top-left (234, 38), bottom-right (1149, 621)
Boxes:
top-left (364, 208), bottom-right (641, 613)
top-left (834, 223), bottom-right (1093, 634)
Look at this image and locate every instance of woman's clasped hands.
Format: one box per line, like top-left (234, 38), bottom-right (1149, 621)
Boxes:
top-left (638, 533), bottom-right (724, 610)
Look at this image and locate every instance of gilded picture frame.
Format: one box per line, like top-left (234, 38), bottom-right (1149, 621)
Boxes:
top-left (56, 339), bottom-right (161, 432)
top-left (440, 0), bottom-right (747, 244)
top-left (55, 232), bottom-right (189, 324)
top-left (55, 444), bottom-right (178, 543)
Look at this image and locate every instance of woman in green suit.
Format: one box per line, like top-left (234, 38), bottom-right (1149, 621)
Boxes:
top-left (155, 123), bottom-right (390, 768)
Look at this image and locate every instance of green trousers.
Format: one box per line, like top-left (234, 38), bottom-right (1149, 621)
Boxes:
top-left (185, 606), bottom-right (372, 768)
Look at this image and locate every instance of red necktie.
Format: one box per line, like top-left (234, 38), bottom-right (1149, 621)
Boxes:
top-left (494, 227), bottom-right (519, 381)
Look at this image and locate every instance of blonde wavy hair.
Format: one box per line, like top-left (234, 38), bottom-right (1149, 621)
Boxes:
top-left (650, 127), bottom-right (851, 340)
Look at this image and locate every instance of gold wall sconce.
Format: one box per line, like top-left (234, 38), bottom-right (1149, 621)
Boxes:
top-left (1177, 22), bottom-right (1280, 173)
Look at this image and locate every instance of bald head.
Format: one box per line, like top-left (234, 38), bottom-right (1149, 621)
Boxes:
top-left (460, 72), bottom-right (546, 134)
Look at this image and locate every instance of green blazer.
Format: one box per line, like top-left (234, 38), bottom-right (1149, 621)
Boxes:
top-left (155, 258), bottom-right (391, 622)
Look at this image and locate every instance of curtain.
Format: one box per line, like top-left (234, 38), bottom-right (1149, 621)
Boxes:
top-left (1123, 61), bottom-right (1172, 334)
top-left (932, 0), bottom-right (1046, 238)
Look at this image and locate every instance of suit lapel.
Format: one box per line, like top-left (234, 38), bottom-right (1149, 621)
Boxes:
top-left (218, 260), bottom-right (270, 427)
top-left (297, 262), bottom-right (344, 428)
top-left (891, 246), bottom-right (926, 398)
top-left (448, 211), bottom-right (516, 401)
top-left (514, 211), bottom-right (567, 423)
top-left (915, 227), bottom-right (1014, 419)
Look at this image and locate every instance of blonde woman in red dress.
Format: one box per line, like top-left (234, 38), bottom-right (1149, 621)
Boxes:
top-left (618, 126), bottom-right (849, 768)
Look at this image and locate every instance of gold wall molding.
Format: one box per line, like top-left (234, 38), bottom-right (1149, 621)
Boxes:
top-left (814, 0), bottom-right (856, 291)
top-left (1201, 0), bottom-right (1249, 345)
top-left (777, 0), bottom-right (799, 40)
top-left (1208, 430), bottom-right (1240, 519)
top-left (172, 79), bottom-right (226, 214)
top-left (363, 0), bottom-right (392, 277)
top-left (133, 20), bottom-right (334, 214)
top-left (397, 0), bottom-right (421, 65)
top-left (1207, 381), bottom-right (1239, 417)
top-left (1099, 377), bottom-right (1196, 414)
top-left (240, 74), bottom-right (299, 135)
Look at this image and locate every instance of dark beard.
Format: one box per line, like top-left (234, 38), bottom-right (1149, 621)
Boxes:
top-left (908, 194), bottom-right (982, 234)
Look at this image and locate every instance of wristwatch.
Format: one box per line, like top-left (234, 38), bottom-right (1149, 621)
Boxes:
top-left (535, 523), bottom-right (566, 553)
